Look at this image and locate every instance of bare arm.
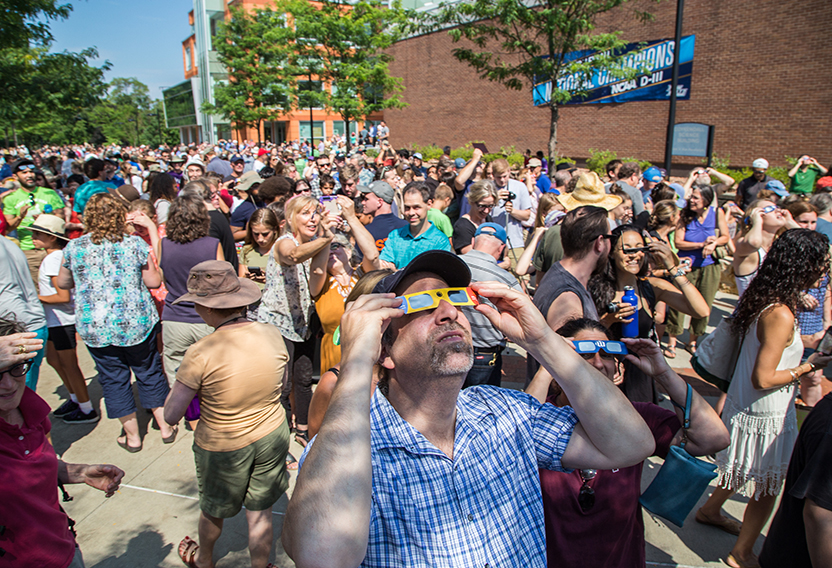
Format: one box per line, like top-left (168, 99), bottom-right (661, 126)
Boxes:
top-left (216, 242), bottom-right (224, 261)
top-left (707, 167), bottom-right (735, 187)
top-left (57, 460), bottom-right (125, 498)
top-left (282, 294), bottom-right (405, 567)
top-left (57, 265), bottom-right (74, 290)
top-left (650, 274), bottom-right (710, 318)
top-left (473, 282), bottom-right (655, 470)
top-left (164, 381), bottom-right (198, 425)
top-left (308, 368), bottom-right (339, 438)
top-left (545, 291), bottom-right (586, 335)
top-left (805, 499), bottom-right (832, 567)
top-left (308, 213), bottom-right (339, 298)
top-left (336, 195), bottom-right (380, 273)
top-left (788, 162), bottom-right (802, 178)
top-left (39, 276), bottom-right (71, 304)
top-left (526, 366), bottom-right (554, 403)
top-left (733, 209), bottom-right (765, 257)
top-left (515, 227), bottom-right (545, 276)
top-left (142, 253), bottom-right (162, 289)
top-left (623, 338), bottom-right (729, 455)
top-left (454, 148), bottom-right (483, 191)
top-left (277, 232), bottom-right (332, 267)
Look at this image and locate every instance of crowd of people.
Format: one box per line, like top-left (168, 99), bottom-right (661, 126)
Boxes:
top-left (2, 137), bottom-right (832, 568)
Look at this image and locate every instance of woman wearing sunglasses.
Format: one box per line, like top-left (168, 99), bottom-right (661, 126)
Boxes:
top-left (665, 185), bottom-right (730, 357)
top-left (733, 199), bottom-right (795, 297)
top-left (527, 317), bottom-right (727, 568)
top-left (589, 224), bottom-right (709, 402)
top-left (452, 180), bottom-right (498, 254)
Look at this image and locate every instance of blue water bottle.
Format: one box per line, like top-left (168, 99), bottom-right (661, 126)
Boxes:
top-left (621, 285), bottom-right (639, 338)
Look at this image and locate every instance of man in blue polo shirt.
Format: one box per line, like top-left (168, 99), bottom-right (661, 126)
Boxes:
top-left (378, 182), bottom-right (451, 269)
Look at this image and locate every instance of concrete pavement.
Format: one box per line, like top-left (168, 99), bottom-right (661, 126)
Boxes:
top-left (38, 291), bottom-right (791, 567)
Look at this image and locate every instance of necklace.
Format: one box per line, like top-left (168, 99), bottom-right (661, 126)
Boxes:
top-left (214, 316), bottom-right (247, 330)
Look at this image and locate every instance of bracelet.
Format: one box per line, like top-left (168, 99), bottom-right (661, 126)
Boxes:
top-left (789, 368), bottom-right (799, 383)
top-left (807, 361), bottom-right (816, 373)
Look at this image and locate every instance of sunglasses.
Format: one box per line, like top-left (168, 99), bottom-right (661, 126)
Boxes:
top-left (760, 205), bottom-right (779, 215)
top-left (476, 203), bottom-right (494, 211)
top-left (396, 287), bottom-right (479, 315)
top-left (620, 246), bottom-right (649, 255)
top-left (578, 469), bottom-right (597, 512)
top-left (2, 361), bottom-right (32, 378)
top-left (572, 340), bottom-right (628, 360)
top-left (17, 164), bottom-right (36, 172)
top-left (29, 193), bottom-right (36, 205)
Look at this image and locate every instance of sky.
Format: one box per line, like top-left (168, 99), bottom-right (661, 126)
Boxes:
top-left (48, 0), bottom-right (196, 100)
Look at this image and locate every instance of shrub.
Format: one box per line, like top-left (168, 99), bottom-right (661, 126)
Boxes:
top-left (587, 148), bottom-right (618, 176)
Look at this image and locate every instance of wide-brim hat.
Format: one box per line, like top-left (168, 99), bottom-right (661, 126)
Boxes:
top-left (172, 260), bottom-right (261, 309)
top-left (237, 170), bottom-right (263, 192)
top-left (373, 250), bottom-right (471, 295)
top-left (108, 184), bottom-right (141, 205)
top-left (557, 172), bottom-right (622, 211)
top-left (29, 213), bottom-right (69, 241)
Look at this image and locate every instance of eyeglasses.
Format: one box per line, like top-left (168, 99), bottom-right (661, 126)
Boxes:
top-left (1, 361), bottom-right (32, 378)
top-left (578, 469), bottom-right (597, 512)
top-left (476, 203), bottom-right (494, 211)
top-left (753, 169), bottom-right (767, 174)
top-left (572, 340), bottom-right (628, 360)
top-left (396, 287), bottom-right (479, 315)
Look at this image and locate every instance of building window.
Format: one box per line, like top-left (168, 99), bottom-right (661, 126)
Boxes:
top-left (185, 47), bottom-right (193, 70)
top-left (297, 80), bottom-right (324, 110)
top-left (299, 121), bottom-right (325, 141)
top-left (332, 121), bottom-right (359, 138)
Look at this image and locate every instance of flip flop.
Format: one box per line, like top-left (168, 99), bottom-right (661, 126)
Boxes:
top-left (663, 346), bottom-right (676, 359)
top-left (695, 509), bottom-right (742, 536)
top-left (163, 425), bottom-right (179, 444)
top-left (685, 342), bottom-right (697, 355)
top-left (725, 553), bottom-right (760, 568)
top-left (178, 536), bottom-right (199, 567)
top-left (117, 435), bottom-right (142, 453)
top-left (286, 453), bottom-right (299, 471)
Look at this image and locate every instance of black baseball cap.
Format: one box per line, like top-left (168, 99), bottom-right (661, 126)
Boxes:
top-left (12, 158), bottom-right (35, 173)
top-left (372, 250), bottom-right (471, 295)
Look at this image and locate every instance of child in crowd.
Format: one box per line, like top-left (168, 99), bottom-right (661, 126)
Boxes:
top-left (31, 214), bottom-right (98, 423)
top-left (427, 182), bottom-right (454, 238)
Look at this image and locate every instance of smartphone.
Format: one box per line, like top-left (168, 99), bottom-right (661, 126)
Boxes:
top-left (320, 195), bottom-right (340, 216)
top-left (472, 142), bottom-right (489, 154)
top-left (818, 326), bottom-right (832, 355)
top-left (680, 257), bottom-right (692, 269)
top-left (248, 266), bottom-right (263, 276)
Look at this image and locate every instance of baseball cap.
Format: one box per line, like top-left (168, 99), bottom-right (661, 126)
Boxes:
top-left (454, 158), bottom-right (466, 169)
top-left (372, 250), bottom-right (471, 295)
top-left (642, 167), bottom-right (663, 183)
top-left (237, 171), bottom-right (263, 192)
top-left (527, 158), bottom-right (542, 168)
top-left (362, 180), bottom-right (395, 204)
top-left (765, 179), bottom-right (789, 198)
top-left (11, 158), bottom-right (35, 173)
top-left (475, 222), bottom-right (507, 244)
top-left (231, 155), bottom-right (245, 164)
top-left (752, 158), bottom-right (769, 170)
top-left (257, 148), bottom-right (269, 157)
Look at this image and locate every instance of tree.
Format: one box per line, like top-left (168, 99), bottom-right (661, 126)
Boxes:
top-left (0, 0), bottom-right (72, 50)
top-left (281, 0), bottom-right (407, 152)
top-left (425, 0), bottom-right (653, 175)
top-left (202, 3), bottom-right (297, 143)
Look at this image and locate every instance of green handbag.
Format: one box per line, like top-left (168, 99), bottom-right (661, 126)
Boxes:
top-left (639, 383), bottom-right (718, 527)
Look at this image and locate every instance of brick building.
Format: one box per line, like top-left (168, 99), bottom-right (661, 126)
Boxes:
top-left (385, 0), bottom-right (831, 169)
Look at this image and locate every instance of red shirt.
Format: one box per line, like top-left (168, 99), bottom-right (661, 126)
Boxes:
top-left (540, 402), bottom-right (680, 568)
top-left (0, 388), bottom-right (76, 568)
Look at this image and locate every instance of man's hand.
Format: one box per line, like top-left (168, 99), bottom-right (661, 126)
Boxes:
top-left (497, 188), bottom-right (510, 202)
top-left (801, 293), bottom-right (820, 311)
top-left (81, 464), bottom-right (125, 497)
top-left (470, 281), bottom-right (549, 349)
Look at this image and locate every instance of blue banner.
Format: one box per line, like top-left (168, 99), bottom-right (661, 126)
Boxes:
top-left (533, 35), bottom-right (695, 106)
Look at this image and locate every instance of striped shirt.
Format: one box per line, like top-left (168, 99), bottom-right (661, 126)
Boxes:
top-left (460, 249), bottom-right (522, 348)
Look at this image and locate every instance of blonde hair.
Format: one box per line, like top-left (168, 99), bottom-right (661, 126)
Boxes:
top-left (284, 195), bottom-right (319, 235)
top-left (467, 180), bottom-right (498, 205)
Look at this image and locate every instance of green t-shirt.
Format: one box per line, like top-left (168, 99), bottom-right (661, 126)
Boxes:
top-left (532, 224), bottom-right (563, 274)
top-left (791, 166), bottom-right (821, 195)
top-left (2, 187), bottom-right (65, 250)
top-left (427, 207), bottom-right (454, 238)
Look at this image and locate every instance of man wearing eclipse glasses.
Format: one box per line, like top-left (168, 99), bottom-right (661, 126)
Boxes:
top-left (283, 250), bottom-right (655, 567)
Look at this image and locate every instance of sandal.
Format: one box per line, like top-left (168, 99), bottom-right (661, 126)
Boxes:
top-left (663, 345), bottom-right (676, 359)
top-left (295, 429), bottom-right (309, 448)
top-left (117, 433), bottom-right (142, 453)
top-left (286, 453), bottom-right (298, 471)
top-left (685, 342), bottom-right (697, 355)
top-left (178, 536), bottom-right (199, 567)
top-left (725, 553), bottom-right (760, 568)
top-left (162, 426), bottom-right (179, 445)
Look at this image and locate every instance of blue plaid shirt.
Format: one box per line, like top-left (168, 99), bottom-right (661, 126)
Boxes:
top-left (301, 385), bottom-right (578, 567)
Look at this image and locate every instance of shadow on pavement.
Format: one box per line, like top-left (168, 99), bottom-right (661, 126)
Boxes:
top-left (91, 528), bottom-right (173, 568)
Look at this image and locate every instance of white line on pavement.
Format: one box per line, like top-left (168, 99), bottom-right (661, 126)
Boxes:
top-left (120, 484), bottom-right (286, 516)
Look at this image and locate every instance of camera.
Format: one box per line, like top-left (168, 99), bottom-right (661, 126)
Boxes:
top-left (507, 191), bottom-right (516, 202)
top-left (605, 302), bottom-right (620, 314)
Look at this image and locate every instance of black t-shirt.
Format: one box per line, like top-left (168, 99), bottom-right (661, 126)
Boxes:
top-left (208, 209), bottom-right (239, 271)
top-left (736, 174), bottom-right (773, 210)
top-left (451, 215), bottom-right (492, 254)
top-left (760, 393), bottom-right (832, 568)
top-left (366, 213), bottom-right (408, 252)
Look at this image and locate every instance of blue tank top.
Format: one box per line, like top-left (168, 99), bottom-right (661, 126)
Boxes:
top-left (678, 207), bottom-right (716, 268)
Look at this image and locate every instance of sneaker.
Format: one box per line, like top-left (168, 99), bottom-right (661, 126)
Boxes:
top-left (53, 400), bottom-right (79, 417)
top-left (62, 408), bottom-right (101, 424)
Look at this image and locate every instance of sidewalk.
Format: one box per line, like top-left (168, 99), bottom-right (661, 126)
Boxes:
top-left (44, 291), bottom-right (784, 567)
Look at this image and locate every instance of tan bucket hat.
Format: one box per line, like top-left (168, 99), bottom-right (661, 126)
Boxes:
top-left (30, 214), bottom-right (69, 241)
top-left (172, 260), bottom-right (261, 309)
top-left (557, 171), bottom-right (623, 211)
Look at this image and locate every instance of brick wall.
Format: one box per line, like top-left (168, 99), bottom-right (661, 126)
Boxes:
top-left (384, 0), bottom-right (832, 169)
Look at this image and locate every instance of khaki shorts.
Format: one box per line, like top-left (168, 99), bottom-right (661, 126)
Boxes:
top-left (194, 421), bottom-right (290, 518)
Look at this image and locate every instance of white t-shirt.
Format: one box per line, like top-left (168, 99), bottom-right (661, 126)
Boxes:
top-left (491, 178), bottom-right (532, 250)
top-left (38, 250), bottom-right (75, 328)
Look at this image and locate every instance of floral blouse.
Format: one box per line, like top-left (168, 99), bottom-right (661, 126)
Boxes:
top-left (62, 234), bottom-right (159, 348)
top-left (258, 234), bottom-right (315, 342)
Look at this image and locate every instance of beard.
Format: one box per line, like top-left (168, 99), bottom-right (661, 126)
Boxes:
top-left (592, 252), bottom-right (609, 276)
top-left (427, 323), bottom-right (474, 376)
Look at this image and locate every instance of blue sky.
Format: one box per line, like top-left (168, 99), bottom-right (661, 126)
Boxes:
top-left (48, 0), bottom-right (195, 100)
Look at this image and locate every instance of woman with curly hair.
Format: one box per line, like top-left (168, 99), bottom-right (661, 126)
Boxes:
top-left (57, 193), bottom-right (176, 451)
top-left (696, 229), bottom-right (832, 568)
top-left (132, 194), bottom-right (223, 387)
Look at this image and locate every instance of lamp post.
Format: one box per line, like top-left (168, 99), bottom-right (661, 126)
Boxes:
top-left (663, 0), bottom-right (685, 175)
